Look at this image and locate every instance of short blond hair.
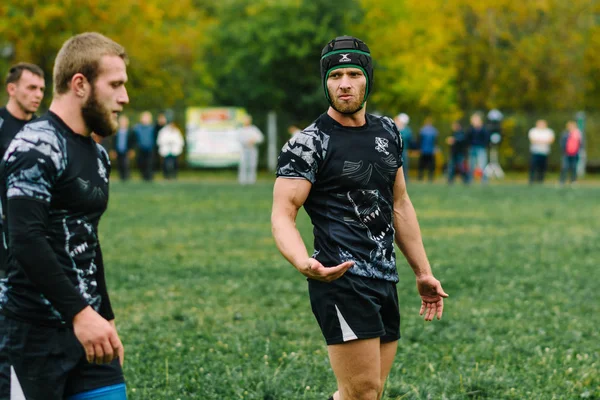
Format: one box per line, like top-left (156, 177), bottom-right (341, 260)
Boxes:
top-left (53, 32), bottom-right (128, 94)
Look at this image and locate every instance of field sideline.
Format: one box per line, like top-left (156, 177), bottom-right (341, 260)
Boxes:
top-left (100, 175), bottom-right (599, 399)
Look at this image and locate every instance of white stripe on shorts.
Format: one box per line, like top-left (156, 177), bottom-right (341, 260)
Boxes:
top-left (10, 366), bottom-right (25, 400)
top-left (335, 304), bottom-right (358, 342)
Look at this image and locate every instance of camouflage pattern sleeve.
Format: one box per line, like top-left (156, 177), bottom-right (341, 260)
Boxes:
top-left (96, 142), bottom-right (111, 182)
top-left (275, 124), bottom-right (329, 184)
top-left (3, 121), bottom-right (67, 203)
top-left (381, 116), bottom-right (404, 169)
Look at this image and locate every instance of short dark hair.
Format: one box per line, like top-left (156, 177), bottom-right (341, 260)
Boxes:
top-left (5, 63), bottom-right (45, 86)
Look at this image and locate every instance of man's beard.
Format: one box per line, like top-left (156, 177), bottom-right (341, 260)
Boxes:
top-left (81, 87), bottom-right (116, 138)
top-left (328, 84), bottom-right (366, 115)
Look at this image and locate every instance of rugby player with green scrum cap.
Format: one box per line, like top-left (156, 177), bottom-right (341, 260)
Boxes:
top-left (272, 35), bottom-right (448, 400)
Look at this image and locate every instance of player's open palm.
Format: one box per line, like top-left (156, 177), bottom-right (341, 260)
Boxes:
top-left (302, 258), bottom-right (354, 282)
top-left (73, 306), bottom-right (124, 365)
top-left (416, 275), bottom-right (449, 321)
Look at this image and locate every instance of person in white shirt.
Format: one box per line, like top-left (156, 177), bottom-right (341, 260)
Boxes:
top-left (528, 119), bottom-right (555, 184)
top-left (156, 114), bottom-right (185, 180)
top-left (237, 115), bottom-right (264, 184)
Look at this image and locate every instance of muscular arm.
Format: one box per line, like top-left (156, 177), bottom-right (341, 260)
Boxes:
top-left (271, 177), bottom-right (312, 269)
top-left (392, 170), bottom-right (432, 277)
top-left (271, 178), bottom-right (353, 281)
top-left (392, 168), bottom-right (448, 320)
top-left (7, 198), bottom-right (89, 322)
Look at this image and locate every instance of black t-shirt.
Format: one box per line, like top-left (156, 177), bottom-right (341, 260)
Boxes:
top-left (0, 111), bottom-right (113, 325)
top-left (0, 107), bottom-right (34, 160)
top-left (451, 129), bottom-right (469, 155)
top-left (276, 112), bottom-right (403, 283)
top-left (0, 107), bottom-right (35, 278)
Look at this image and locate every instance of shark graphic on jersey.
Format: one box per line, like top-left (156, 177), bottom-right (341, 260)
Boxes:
top-left (339, 189), bottom-right (396, 280)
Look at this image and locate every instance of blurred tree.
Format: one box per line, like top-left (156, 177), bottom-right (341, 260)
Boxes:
top-left (203, 0), bottom-right (361, 123)
top-left (583, 1), bottom-right (600, 109)
top-left (454, 0), bottom-right (594, 112)
top-left (358, 0), bottom-right (598, 116)
top-left (0, 0), bottom-right (213, 110)
top-left (357, 0), bottom-right (462, 123)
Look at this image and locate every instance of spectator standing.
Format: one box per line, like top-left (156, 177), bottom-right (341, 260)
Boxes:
top-left (153, 112), bottom-right (167, 172)
top-left (528, 119), bottom-right (555, 184)
top-left (446, 121), bottom-right (469, 184)
top-left (559, 121), bottom-right (583, 185)
top-left (157, 114), bottom-right (185, 180)
top-left (466, 113), bottom-right (490, 183)
top-left (394, 113), bottom-right (413, 182)
top-left (133, 111), bottom-right (155, 181)
top-left (113, 115), bottom-right (135, 181)
top-left (237, 115), bottom-right (264, 185)
top-left (417, 116), bottom-right (438, 182)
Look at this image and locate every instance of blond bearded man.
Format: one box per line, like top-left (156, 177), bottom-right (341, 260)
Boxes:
top-left (0, 33), bottom-right (129, 400)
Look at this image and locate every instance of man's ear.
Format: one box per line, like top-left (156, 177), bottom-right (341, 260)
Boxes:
top-left (71, 73), bottom-right (89, 99)
top-left (6, 82), bottom-right (17, 97)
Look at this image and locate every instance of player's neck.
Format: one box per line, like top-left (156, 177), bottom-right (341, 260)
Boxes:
top-left (49, 95), bottom-right (91, 137)
top-left (5, 99), bottom-right (32, 121)
top-left (327, 106), bottom-right (366, 127)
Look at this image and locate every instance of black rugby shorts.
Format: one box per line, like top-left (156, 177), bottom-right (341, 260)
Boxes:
top-left (308, 273), bottom-right (401, 345)
top-left (2, 315), bottom-right (125, 400)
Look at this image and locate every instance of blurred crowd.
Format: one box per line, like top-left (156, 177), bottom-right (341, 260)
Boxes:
top-left (94, 110), bottom-right (265, 185)
top-left (393, 111), bottom-right (584, 186)
top-left (92, 110), bottom-right (185, 182)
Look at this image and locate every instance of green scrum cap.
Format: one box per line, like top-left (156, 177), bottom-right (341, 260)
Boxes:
top-left (320, 36), bottom-right (373, 110)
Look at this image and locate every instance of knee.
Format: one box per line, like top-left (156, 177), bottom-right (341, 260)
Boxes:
top-left (342, 378), bottom-right (381, 400)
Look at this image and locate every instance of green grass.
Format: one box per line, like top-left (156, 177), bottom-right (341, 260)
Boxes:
top-left (100, 175), bottom-right (600, 399)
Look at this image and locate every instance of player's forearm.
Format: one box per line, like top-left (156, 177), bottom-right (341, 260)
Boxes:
top-left (94, 243), bottom-right (115, 320)
top-left (271, 212), bottom-right (310, 271)
top-left (8, 199), bottom-right (89, 321)
top-left (393, 197), bottom-right (433, 278)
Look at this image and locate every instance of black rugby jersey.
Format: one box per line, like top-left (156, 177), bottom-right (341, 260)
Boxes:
top-left (0, 111), bottom-right (113, 325)
top-left (0, 107), bottom-right (36, 278)
top-left (0, 107), bottom-right (35, 160)
top-left (276, 112), bottom-right (404, 282)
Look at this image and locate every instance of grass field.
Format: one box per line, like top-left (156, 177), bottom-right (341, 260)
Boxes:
top-left (100, 174), bottom-right (599, 399)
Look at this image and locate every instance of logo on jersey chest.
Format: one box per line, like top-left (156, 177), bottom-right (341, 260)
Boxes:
top-left (375, 137), bottom-right (389, 155)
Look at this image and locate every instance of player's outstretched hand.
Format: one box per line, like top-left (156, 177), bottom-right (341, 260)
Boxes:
top-left (73, 306), bottom-right (124, 365)
top-left (416, 275), bottom-right (449, 321)
top-left (300, 258), bottom-right (354, 282)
